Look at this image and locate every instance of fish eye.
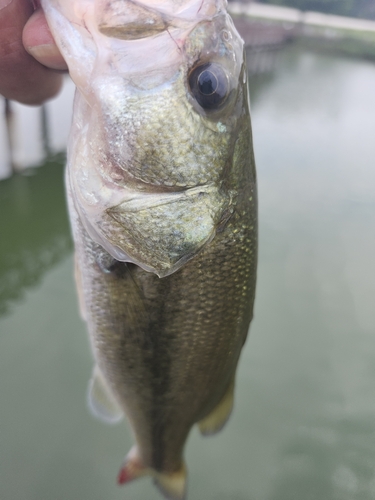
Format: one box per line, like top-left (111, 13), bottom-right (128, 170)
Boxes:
top-left (188, 63), bottom-right (229, 110)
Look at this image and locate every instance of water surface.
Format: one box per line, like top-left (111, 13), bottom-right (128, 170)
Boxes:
top-left (0, 46), bottom-right (374, 500)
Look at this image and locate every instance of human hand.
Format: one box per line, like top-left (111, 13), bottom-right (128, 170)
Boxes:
top-left (0, 0), bottom-right (67, 105)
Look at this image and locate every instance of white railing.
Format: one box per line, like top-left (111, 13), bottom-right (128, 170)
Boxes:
top-left (0, 76), bottom-right (75, 180)
top-left (229, 2), bottom-right (375, 34)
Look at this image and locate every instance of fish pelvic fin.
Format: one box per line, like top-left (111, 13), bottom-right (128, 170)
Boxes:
top-left (198, 378), bottom-right (235, 436)
top-left (87, 366), bottom-right (123, 424)
top-left (118, 446), bottom-right (187, 500)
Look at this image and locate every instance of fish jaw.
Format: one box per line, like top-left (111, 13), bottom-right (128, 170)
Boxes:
top-left (41, 1), bottom-right (229, 92)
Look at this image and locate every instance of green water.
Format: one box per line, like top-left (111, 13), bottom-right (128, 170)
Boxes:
top-left (1, 46), bottom-right (375, 500)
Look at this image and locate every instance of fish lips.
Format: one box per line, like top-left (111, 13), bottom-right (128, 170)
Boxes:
top-left (97, 185), bottom-right (233, 277)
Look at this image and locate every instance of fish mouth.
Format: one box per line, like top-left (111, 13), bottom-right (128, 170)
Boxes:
top-left (93, 185), bottom-right (233, 277)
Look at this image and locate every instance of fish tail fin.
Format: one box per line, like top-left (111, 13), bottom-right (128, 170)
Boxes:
top-left (118, 446), bottom-right (187, 500)
top-left (153, 464), bottom-right (187, 500)
top-left (198, 377), bottom-right (235, 436)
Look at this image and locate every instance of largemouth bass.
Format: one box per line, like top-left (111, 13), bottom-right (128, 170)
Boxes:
top-left (41, 0), bottom-right (257, 498)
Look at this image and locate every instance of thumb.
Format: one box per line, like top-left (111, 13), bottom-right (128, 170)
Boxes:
top-left (23, 8), bottom-right (67, 71)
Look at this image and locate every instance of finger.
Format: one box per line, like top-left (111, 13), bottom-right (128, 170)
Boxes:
top-left (23, 8), bottom-right (67, 71)
top-left (0, 0), bottom-right (62, 105)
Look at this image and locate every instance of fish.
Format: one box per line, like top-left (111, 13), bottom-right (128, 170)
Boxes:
top-left (41, 0), bottom-right (257, 498)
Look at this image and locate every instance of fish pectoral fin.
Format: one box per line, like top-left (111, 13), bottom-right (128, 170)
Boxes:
top-left (198, 377), bottom-right (235, 436)
top-left (87, 366), bottom-right (123, 424)
top-left (118, 446), bottom-right (187, 500)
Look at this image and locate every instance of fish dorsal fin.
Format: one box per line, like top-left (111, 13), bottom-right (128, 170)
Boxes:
top-left (87, 366), bottom-right (124, 424)
top-left (198, 377), bottom-right (235, 436)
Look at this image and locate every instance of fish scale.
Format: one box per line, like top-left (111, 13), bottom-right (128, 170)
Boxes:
top-left (75, 184), bottom-right (256, 472)
top-left (42, 0), bottom-right (257, 497)
top-left (73, 158), bottom-right (257, 496)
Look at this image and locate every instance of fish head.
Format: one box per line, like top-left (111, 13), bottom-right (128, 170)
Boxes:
top-left (42, 0), bottom-right (250, 277)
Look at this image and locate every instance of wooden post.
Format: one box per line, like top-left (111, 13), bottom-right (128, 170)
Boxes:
top-left (9, 101), bottom-right (44, 172)
top-left (45, 76), bottom-right (75, 155)
top-left (0, 99), bottom-right (12, 180)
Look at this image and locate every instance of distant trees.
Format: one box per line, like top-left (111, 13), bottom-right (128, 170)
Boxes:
top-left (256, 0), bottom-right (375, 20)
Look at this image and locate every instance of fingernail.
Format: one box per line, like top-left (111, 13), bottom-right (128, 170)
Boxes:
top-left (0, 0), bottom-right (13, 10)
top-left (26, 44), bottom-right (68, 71)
